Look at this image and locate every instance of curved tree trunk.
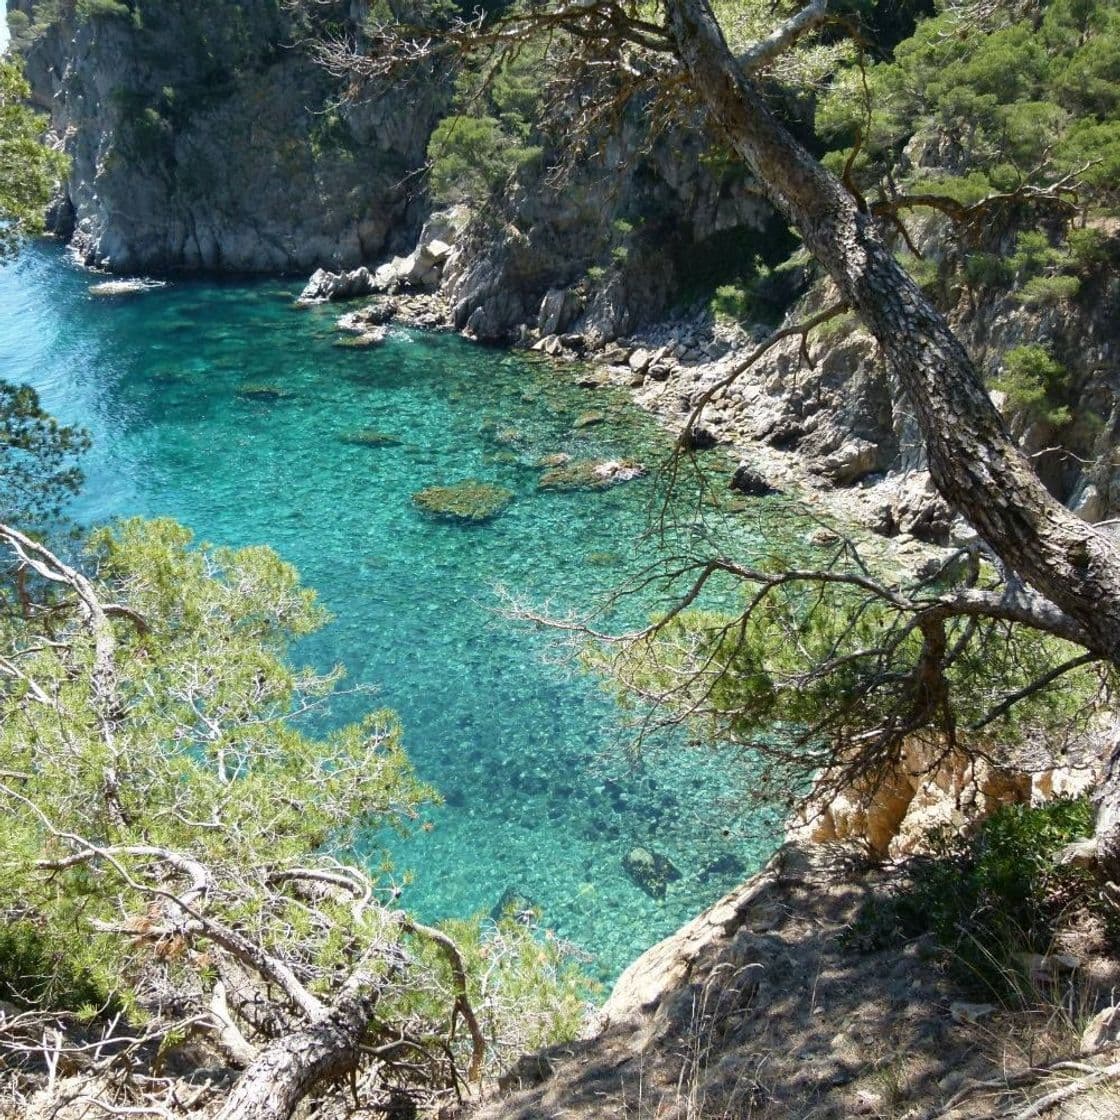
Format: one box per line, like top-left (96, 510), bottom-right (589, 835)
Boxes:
top-left (213, 985), bottom-right (377, 1120)
top-left (664, 0), bottom-right (1120, 867)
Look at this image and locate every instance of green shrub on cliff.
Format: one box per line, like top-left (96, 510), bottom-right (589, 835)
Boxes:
top-left (818, 0), bottom-right (1120, 211)
top-left (76, 0), bottom-right (132, 19)
top-left (849, 798), bottom-right (1108, 999)
top-left (0, 58), bottom-right (68, 260)
top-left (427, 37), bottom-right (547, 204)
top-left (429, 114), bottom-right (541, 204)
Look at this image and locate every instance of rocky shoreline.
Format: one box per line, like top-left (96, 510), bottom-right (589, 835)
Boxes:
top-left (300, 246), bottom-right (968, 586)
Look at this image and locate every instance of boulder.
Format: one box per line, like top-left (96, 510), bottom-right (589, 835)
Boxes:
top-left (298, 266), bottom-right (376, 303)
top-left (1081, 1005), bottom-right (1120, 1053)
top-left (538, 288), bottom-right (582, 336)
top-left (336, 299), bottom-right (397, 337)
top-left (815, 439), bottom-right (881, 486)
top-left (729, 462), bottom-right (780, 497)
top-left (628, 348), bottom-right (652, 372)
top-left (679, 426), bottom-right (720, 452)
top-left (891, 473), bottom-right (954, 546)
top-left (622, 846), bottom-right (682, 900)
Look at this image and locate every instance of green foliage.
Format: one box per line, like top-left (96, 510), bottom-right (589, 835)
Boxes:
top-left (1017, 273), bottom-right (1082, 305)
top-left (0, 381), bottom-right (91, 531)
top-left (0, 58), bottom-right (69, 260)
top-left (424, 916), bottom-right (595, 1055)
top-left (705, 250), bottom-right (799, 327)
top-left (817, 0), bottom-right (1120, 210)
top-left (0, 519), bottom-right (434, 999)
top-left (710, 283), bottom-right (753, 322)
top-left (992, 344), bottom-right (1072, 427)
top-left (0, 517), bottom-right (595, 1080)
top-left (428, 114), bottom-right (541, 204)
top-left (75, 0), bottom-right (132, 19)
top-left (849, 798), bottom-right (1107, 998)
top-left (427, 39), bottom-right (548, 205)
top-left (598, 561), bottom-right (1109, 821)
top-left (0, 918), bottom-right (114, 1011)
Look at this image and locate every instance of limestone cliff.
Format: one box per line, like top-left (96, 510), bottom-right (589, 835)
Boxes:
top-left (15, 0), bottom-right (443, 272)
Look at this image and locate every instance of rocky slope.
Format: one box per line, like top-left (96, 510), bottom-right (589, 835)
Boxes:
top-left (14, 0), bottom-right (442, 272)
top-left (471, 842), bottom-right (1120, 1120)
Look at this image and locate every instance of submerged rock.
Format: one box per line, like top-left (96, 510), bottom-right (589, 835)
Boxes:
top-left (490, 887), bottom-right (540, 925)
top-left (622, 846), bottom-right (682, 900)
top-left (236, 383), bottom-right (293, 402)
top-left (333, 325), bottom-right (388, 348)
top-left (412, 480), bottom-right (514, 523)
top-left (538, 459), bottom-right (646, 491)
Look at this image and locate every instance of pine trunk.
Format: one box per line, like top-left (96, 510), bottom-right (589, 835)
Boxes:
top-left (213, 987), bottom-right (376, 1120)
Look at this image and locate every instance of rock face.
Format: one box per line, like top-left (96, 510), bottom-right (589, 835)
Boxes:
top-left (787, 736), bottom-right (1098, 860)
top-left (18, 0), bottom-right (442, 273)
top-left (441, 109), bottom-right (776, 344)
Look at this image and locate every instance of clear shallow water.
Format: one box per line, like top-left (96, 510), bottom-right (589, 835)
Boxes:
top-left (0, 245), bottom-right (799, 979)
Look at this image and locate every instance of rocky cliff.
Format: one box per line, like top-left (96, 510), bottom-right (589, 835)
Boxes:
top-left (15, 0), bottom-right (442, 272)
top-left (439, 112), bottom-right (780, 345)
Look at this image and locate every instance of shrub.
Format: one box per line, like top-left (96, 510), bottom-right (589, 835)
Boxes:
top-left (992, 344), bottom-right (1071, 427)
top-left (428, 115), bottom-right (541, 204)
top-left (76, 0), bottom-right (132, 19)
top-left (1017, 273), bottom-right (1081, 305)
top-left (848, 798), bottom-right (1105, 999)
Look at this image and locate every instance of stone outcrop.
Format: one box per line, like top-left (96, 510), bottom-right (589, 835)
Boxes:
top-left (788, 737), bottom-right (1099, 860)
top-left (17, 0), bottom-right (443, 273)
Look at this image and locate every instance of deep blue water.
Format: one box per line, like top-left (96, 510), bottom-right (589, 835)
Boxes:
top-left (0, 245), bottom-right (799, 978)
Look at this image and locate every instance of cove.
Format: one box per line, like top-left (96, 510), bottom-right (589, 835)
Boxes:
top-left (1, 245), bottom-right (793, 979)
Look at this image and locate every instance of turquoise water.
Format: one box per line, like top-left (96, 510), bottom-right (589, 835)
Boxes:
top-left (0, 245), bottom-right (794, 979)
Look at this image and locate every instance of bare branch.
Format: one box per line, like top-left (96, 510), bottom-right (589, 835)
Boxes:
top-left (737, 0), bottom-right (829, 73)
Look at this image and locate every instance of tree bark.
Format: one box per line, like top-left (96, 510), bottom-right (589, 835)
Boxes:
top-left (213, 984), bottom-right (377, 1120)
top-left (663, 0), bottom-right (1120, 865)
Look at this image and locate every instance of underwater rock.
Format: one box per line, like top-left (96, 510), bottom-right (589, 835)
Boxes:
top-left (699, 852), bottom-right (746, 884)
top-left (412, 480), bottom-right (514, 522)
top-left (574, 410), bottom-right (606, 429)
top-left (538, 459), bottom-right (646, 492)
top-left (333, 327), bottom-right (387, 348)
top-left (622, 846), bottom-right (682, 900)
top-left (339, 429), bottom-right (402, 447)
top-left (537, 452), bottom-right (571, 468)
top-left (490, 887), bottom-right (540, 926)
top-left (236, 383), bottom-right (293, 402)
